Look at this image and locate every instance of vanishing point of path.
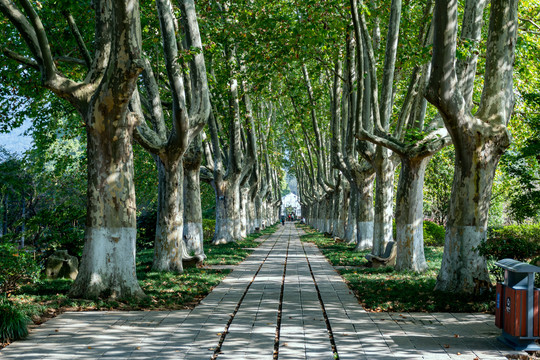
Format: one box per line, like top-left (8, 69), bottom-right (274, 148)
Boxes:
top-left (0, 224), bottom-right (523, 359)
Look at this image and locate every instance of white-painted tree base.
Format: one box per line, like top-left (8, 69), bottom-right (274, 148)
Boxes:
top-left (373, 221), bottom-right (393, 256)
top-left (213, 218), bottom-right (237, 245)
top-left (345, 220), bottom-right (357, 244)
top-left (334, 220), bottom-right (345, 239)
top-left (436, 225), bottom-right (490, 293)
top-left (70, 227), bottom-right (144, 299)
top-left (184, 222), bottom-right (204, 256)
top-left (395, 223), bottom-right (428, 273)
top-left (355, 221), bottom-right (373, 251)
top-left (153, 222), bottom-right (184, 272)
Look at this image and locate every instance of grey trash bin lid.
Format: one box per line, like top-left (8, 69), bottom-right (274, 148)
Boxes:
top-left (495, 258), bottom-right (540, 273)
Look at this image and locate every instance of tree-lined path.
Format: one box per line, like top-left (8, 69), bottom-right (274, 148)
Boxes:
top-left (0, 224), bottom-right (521, 359)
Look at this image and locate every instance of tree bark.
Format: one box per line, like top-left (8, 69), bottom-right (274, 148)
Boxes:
top-left (354, 171), bottom-right (375, 251)
top-left (69, 0), bottom-right (145, 299)
top-left (372, 148), bottom-right (395, 256)
top-left (71, 109), bottom-right (144, 299)
top-left (333, 183), bottom-right (346, 240)
top-left (239, 185), bottom-right (249, 238)
top-left (395, 156), bottom-right (430, 272)
top-left (345, 186), bottom-right (357, 244)
top-left (213, 179), bottom-right (241, 244)
top-left (436, 139), bottom-right (504, 291)
top-left (183, 135), bottom-right (205, 257)
top-left (153, 159), bottom-right (185, 272)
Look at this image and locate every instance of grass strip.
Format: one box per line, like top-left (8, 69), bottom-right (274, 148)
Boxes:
top-left (297, 223), bottom-right (495, 313)
top-left (7, 224), bottom-right (279, 335)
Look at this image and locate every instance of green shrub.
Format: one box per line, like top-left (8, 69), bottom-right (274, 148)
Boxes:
top-left (0, 243), bottom-right (41, 296)
top-left (25, 203), bottom-right (86, 258)
top-left (423, 220), bottom-right (445, 246)
top-left (0, 298), bottom-right (31, 343)
top-left (203, 219), bottom-right (216, 242)
top-left (479, 225), bottom-right (540, 262)
top-left (494, 224), bottom-right (540, 245)
top-left (477, 224), bottom-right (540, 282)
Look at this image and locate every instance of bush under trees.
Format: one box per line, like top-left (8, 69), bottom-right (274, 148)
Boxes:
top-left (0, 298), bottom-right (31, 344)
top-left (0, 243), bottom-right (41, 296)
top-left (477, 224), bottom-right (540, 282)
top-left (423, 221), bottom-right (445, 247)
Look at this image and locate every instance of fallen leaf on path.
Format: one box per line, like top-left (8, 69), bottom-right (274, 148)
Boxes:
top-left (454, 334), bottom-right (459, 338)
top-left (444, 344), bottom-right (450, 348)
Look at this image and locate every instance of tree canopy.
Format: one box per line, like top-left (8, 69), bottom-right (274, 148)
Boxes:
top-left (0, 0), bottom-right (539, 297)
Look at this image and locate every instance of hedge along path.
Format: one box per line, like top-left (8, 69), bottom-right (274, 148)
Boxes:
top-left (0, 223), bottom-right (522, 359)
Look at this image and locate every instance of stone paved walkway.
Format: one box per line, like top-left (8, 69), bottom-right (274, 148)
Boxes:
top-left (0, 224), bottom-right (524, 359)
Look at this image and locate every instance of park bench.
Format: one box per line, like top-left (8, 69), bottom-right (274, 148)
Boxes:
top-left (365, 241), bottom-right (396, 268)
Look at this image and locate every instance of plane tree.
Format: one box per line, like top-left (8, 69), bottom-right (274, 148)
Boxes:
top-left (0, 0), bottom-right (145, 298)
top-left (425, 0), bottom-right (519, 293)
top-left (131, 0), bottom-right (210, 272)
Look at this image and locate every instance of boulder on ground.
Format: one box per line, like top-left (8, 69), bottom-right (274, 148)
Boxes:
top-left (183, 253), bottom-right (206, 269)
top-left (45, 250), bottom-right (79, 280)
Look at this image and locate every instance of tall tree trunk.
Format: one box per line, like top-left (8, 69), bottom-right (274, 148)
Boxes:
top-left (354, 171), bottom-right (375, 251)
top-left (323, 196), bottom-right (331, 233)
top-left (333, 185), bottom-right (345, 239)
top-left (153, 159), bottom-right (186, 272)
top-left (183, 135), bottom-right (204, 257)
top-left (338, 184), bottom-right (350, 242)
top-left (70, 113), bottom-right (145, 299)
top-left (372, 148), bottom-right (395, 255)
top-left (133, 0), bottom-right (210, 270)
top-left (0, 0), bottom-right (146, 299)
top-left (395, 156), bottom-right (430, 272)
top-left (247, 196), bottom-right (257, 233)
top-left (213, 179), bottom-right (240, 244)
top-left (69, 0), bottom-right (145, 300)
top-left (239, 185), bottom-right (249, 238)
top-left (436, 137), bottom-right (506, 291)
top-left (254, 194), bottom-right (263, 230)
top-left (345, 187), bottom-right (357, 244)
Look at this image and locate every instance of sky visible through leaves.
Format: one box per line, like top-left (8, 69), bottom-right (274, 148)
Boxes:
top-left (0, 119), bottom-right (32, 154)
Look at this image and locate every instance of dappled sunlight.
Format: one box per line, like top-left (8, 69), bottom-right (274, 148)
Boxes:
top-left (1, 224), bottom-right (514, 359)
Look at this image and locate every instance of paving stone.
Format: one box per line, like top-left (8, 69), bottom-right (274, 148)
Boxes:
top-left (0, 224), bottom-right (525, 360)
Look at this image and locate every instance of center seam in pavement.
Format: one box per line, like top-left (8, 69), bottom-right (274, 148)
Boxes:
top-left (299, 227), bottom-right (340, 360)
top-left (212, 227), bottom-right (286, 359)
top-left (272, 230), bottom-right (290, 359)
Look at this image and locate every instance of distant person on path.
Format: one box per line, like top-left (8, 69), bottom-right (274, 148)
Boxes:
top-left (281, 215), bottom-right (285, 226)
